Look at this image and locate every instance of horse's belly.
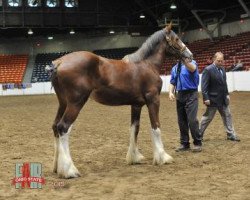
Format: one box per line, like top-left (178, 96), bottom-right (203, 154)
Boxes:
top-left (91, 88), bottom-right (145, 106)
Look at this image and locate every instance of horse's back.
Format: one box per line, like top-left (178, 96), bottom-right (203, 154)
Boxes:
top-left (55, 51), bottom-right (99, 69)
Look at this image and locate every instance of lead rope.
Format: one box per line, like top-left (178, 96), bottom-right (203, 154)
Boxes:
top-left (174, 60), bottom-right (182, 95)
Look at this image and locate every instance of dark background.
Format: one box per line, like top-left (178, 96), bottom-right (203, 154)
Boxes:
top-left (0, 0), bottom-right (250, 37)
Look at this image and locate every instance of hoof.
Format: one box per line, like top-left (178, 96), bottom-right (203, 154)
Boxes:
top-left (153, 151), bottom-right (173, 165)
top-left (57, 164), bottom-right (81, 179)
top-left (126, 148), bottom-right (145, 164)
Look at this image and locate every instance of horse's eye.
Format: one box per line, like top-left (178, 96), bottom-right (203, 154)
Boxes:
top-left (176, 38), bottom-right (179, 41)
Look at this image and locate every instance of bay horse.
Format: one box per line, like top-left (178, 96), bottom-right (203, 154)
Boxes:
top-left (48, 23), bottom-right (193, 178)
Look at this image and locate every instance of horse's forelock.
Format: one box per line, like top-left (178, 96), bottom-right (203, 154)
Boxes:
top-left (167, 30), bottom-right (177, 40)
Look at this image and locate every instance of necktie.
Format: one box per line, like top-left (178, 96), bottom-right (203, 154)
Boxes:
top-left (217, 67), bottom-right (223, 76)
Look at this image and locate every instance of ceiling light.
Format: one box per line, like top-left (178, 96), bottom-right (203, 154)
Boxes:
top-left (48, 36), bottom-right (53, 40)
top-left (28, 0), bottom-right (39, 7)
top-left (65, 0), bottom-right (77, 8)
top-left (28, 29), bottom-right (33, 35)
top-left (109, 30), bottom-right (115, 34)
top-left (170, 2), bottom-right (177, 9)
top-left (140, 14), bottom-right (145, 19)
top-left (47, 0), bottom-right (57, 7)
top-left (8, 1), bottom-right (20, 7)
top-left (69, 29), bottom-right (75, 34)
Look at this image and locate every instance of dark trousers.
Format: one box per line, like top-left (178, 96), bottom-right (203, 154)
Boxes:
top-left (176, 91), bottom-right (202, 146)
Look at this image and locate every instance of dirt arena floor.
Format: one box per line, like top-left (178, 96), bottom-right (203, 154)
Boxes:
top-left (0, 92), bottom-right (249, 200)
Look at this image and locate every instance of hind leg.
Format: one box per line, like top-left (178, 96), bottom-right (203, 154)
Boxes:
top-left (52, 104), bottom-right (66, 173)
top-left (56, 94), bottom-right (90, 178)
top-left (126, 105), bottom-right (144, 164)
top-left (57, 122), bottom-right (79, 178)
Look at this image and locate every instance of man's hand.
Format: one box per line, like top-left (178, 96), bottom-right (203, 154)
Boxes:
top-left (226, 95), bottom-right (230, 105)
top-left (169, 92), bottom-right (175, 101)
top-left (204, 100), bottom-right (210, 106)
top-left (182, 57), bottom-right (192, 63)
top-left (182, 58), bottom-right (196, 72)
top-left (169, 84), bottom-right (176, 101)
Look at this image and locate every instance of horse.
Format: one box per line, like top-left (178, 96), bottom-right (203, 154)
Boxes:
top-left (48, 23), bottom-right (193, 178)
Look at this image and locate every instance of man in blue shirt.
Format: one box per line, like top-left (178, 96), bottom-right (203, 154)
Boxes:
top-left (169, 58), bottom-right (202, 152)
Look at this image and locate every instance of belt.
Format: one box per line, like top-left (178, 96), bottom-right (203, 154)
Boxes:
top-left (177, 89), bottom-right (197, 94)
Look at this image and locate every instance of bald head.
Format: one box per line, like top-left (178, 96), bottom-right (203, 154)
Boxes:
top-left (213, 52), bottom-right (224, 67)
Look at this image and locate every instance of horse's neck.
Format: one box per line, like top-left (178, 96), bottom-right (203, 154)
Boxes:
top-left (146, 43), bottom-right (167, 71)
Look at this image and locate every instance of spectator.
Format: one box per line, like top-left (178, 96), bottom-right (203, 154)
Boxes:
top-left (206, 57), bottom-right (213, 65)
top-left (229, 56), bottom-right (244, 71)
top-left (231, 59), bottom-right (244, 71)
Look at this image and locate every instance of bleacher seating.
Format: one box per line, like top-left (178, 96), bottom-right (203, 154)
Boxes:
top-left (162, 31), bottom-right (250, 74)
top-left (227, 31), bottom-right (250, 71)
top-left (29, 34), bottom-right (250, 83)
top-left (31, 52), bottom-right (70, 83)
top-left (3, 32), bottom-right (249, 85)
top-left (0, 54), bottom-right (28, 83)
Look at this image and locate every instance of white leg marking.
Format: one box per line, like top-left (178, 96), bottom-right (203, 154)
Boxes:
top-left (126, 124), bottom-right (144, 164)
top-left (151, 128), bottom-right (173, 165)
top-left (57, 126), bottom-right (80, 178)
top-left (53, 137), bottom-right (59, 173)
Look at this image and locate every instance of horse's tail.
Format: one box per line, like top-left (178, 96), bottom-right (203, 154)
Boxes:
top-left (46, 60), bottom-right (66, 109)
top-left (45, 60), bottom-right (61, 88)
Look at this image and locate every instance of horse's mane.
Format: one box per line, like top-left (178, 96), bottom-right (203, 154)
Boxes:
top-left (126, 29), bottom-right (166, 62)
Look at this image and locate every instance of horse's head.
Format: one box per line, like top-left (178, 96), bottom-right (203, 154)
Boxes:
top-left (164, 23), bottom-right (193, 60)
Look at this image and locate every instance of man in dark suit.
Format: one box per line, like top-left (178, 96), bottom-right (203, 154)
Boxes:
top-left (200, 52), bottom-right (240, 141)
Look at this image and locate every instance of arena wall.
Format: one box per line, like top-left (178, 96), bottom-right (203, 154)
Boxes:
top-left (0, 19), bottom-right (249, 56)
top-left (183, 18), bottom-right (250, 43)
top-left (1, 72), bottom-right (249, 96)
top-left (0, 34), bottom-right (147, 55)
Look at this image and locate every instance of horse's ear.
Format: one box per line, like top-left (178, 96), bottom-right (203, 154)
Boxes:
top-left (165, 21), bottom-right (172, 33)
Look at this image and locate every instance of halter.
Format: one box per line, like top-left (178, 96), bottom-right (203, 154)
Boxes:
top-left (166, 36), bottom-right (187, 55)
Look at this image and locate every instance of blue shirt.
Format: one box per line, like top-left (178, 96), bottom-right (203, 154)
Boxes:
top-left (170, 60), bottom-right (199, 91)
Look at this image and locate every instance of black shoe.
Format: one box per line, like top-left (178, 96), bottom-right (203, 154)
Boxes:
top-left (175, 145), bottom-right (190, 152)
top-left (192, 145), bottom-right (202, 152)
top-left (227, 136), bottom-right (240, 142)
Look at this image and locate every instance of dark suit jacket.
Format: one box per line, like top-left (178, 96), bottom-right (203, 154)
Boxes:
top-left (201, 64), bottom-right (229, 107)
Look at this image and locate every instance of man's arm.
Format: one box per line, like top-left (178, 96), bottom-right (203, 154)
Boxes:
top-left (182, 58), bottom-right (196, 72)
top-left (224, 69), bottom-right (230, 102)
top-left (169, 83), bottom-right (176, 101)
top-left (201, 68), bottom-right (210, 105)
top-left (224, 69), bottom-right (229, 95)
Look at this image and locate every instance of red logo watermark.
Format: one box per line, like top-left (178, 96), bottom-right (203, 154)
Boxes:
top-left (11, 162), bottom-right (45, 189)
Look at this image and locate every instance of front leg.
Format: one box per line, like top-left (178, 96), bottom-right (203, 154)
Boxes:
top-left (146, 92), bottom-right (173, 165)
